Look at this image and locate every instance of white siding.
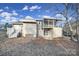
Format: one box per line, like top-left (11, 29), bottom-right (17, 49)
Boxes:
top-left (13, 25), bottom-right (23, 32)
top-left (22, 23), bottom-right (37, 37)
top-left (7, 25), bottom-right (23, 38)
top-left (53, 27), bottom-right (62, 38)
top-left (37, 21), bottom-right (44, 37)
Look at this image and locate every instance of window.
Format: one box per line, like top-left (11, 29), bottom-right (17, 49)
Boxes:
top-left (44, 29), bottom-right (48, 35)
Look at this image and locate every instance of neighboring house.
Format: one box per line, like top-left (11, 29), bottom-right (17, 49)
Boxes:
top-left (7, 18), bottom-right (62, 40)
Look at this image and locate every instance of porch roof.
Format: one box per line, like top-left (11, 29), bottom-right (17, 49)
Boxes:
top-left (43, 18), bottom-right (62, 21)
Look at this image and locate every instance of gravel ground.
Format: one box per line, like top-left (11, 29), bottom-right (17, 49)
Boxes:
top-left (0, 30), bottom-right (8, 43)
top-left (0, 41), bottom-right (67, 56)
top-left (0, 38), bottom-right (77, 56)
top-left (0, 31), bottom-right (78, 56)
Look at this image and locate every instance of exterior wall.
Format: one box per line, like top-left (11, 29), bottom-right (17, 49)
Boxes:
top-left (42, 27), bottom-right (62, 40)
top-left (22, 23), bottom-right (37, 37)
top-left (7, 27), bottom-right (15, 38)
top-left (37, 19), bottom-right (63, 40)
top-left (13, 25), bottom-right (23, 32)
top-left (37, 21), bottom-right (44, 37)
top-left (43, 29), bottom-right (53, 40)
top-left (53, 27), bottom-right (62, 38)
top-left (7, 19), bottom-right (63, 39)
top-left (7, 25), bottom-right (23, 38)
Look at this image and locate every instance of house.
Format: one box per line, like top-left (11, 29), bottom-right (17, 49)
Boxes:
top-left (7, 18), bottom-right (62, 40)
top-left (37, 18), bottom-right (62, 40)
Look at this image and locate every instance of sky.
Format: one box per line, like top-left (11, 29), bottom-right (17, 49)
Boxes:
top-left (0, 3), bottom-right (75, 24)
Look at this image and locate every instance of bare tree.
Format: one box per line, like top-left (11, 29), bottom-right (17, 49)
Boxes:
top-left (64, 3), bottom-right (79, 41)
top-left (75, 4), bottom-right (79, 41)
top-left (62, 3), bottom-right (76, 40)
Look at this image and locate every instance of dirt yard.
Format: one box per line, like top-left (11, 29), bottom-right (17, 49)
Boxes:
top-left (0, 31), bottom-right (79, 56)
